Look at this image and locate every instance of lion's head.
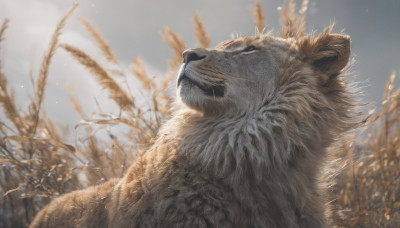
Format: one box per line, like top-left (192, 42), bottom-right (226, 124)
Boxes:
top-left (177, 30), bottom-right (351, 118)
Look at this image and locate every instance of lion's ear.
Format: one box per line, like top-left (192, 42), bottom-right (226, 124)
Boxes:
top-left (303, 34), bottom-right (351, 79)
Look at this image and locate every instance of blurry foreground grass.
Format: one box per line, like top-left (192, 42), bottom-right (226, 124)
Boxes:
top-left (0, 1), bottom-right (399, 227)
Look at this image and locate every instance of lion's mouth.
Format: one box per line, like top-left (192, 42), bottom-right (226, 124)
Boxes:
top-left (177, 73), bottom-right (225, 97)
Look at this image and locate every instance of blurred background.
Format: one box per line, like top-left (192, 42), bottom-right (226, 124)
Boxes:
top-left (1, 0), bottom-right (400, 133)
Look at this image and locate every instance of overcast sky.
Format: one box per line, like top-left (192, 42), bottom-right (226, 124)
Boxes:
top-left (1, 0), bottom-right (400, 138)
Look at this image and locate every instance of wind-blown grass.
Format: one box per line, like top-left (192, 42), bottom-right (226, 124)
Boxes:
top-left (0, 0), bottom-right (399, 227)
top-left (193, 12), bottom-right (210, 49)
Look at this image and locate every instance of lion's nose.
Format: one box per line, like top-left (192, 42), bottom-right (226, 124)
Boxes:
top-left (182, 49), bottom-right (206, 64)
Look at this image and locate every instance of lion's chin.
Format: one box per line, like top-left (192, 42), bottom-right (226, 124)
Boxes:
top-left (178, 86), bottom-right (232, 116)
top-left (178, 80), bottom-right (207, 112)
top-left (178, 74), bottom-right (225, 97)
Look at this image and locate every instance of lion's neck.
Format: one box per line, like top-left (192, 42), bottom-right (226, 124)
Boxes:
top-left (160, 106), bottom-right (327, 185)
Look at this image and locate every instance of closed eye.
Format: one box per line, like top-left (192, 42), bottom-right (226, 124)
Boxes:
top-left (242, 45), bottom-right (258, 53)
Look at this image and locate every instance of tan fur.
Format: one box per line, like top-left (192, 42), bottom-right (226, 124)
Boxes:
top-left (31, 30), bottom-right (358, 227)
top-left (30, 179), bottom-right (118, 228)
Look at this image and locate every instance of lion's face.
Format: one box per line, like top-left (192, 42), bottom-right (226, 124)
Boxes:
top-left (177, 34), bottom-right (351, 115)
top-left (177, 36), bottom-right (288, 114)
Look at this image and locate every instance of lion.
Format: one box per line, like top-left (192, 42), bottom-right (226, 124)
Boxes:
top-left (31, 26), bottom-right (358, 227)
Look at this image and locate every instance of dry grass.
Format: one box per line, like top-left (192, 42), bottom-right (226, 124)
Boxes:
top-left (36, 3), bottom-right (78, 124)
top-left (193, 12), bottom-right (210, 49)
top-left (160, 27), bottom-right (186, 70)
top-left (80, 18), bottom-right (120, 65)
top-left (130, 57), bottom-right (154, 90)
top-left (0, 18), bottom-right (23, 135)
top-left (331, 72), bottom-right (400, 227)
top-left (60, 43), bottom-right (135, 110)
top-left (280, 0), bottom-right (309, 38)
top-left (250, 1), bottom-right (265, 34)
top-left (0, 1), bottom-right (399, 227)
